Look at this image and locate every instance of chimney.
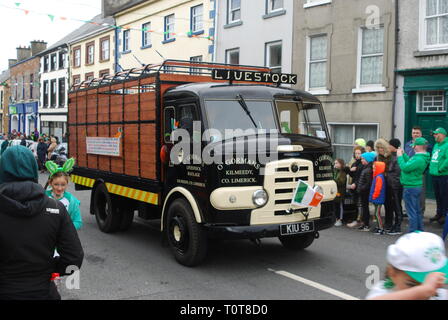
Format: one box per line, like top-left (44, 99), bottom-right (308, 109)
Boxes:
top-left (30, 40), bottom-right (47, 56)
top-left (16, 46), bottom-right (32, 62)
top-left (8, 59), bottom-right (17, 68)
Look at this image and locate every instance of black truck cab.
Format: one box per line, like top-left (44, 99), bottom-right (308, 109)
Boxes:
top-left (161, 82), bottom-right (337, 264)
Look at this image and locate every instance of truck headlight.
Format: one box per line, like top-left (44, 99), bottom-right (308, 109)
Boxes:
top-left (252, 190), bottom-right (268, 207)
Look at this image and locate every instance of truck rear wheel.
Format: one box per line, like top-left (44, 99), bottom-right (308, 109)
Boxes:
top-left (93, 183), bottom-right (121, 233)
top-left (166, 198), bottom-right (207, 267)
top-left (279, 233), bottom-right (315, 250)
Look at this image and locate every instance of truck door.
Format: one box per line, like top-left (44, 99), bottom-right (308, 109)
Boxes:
top-left (162, 102), bottom-right (203, 189)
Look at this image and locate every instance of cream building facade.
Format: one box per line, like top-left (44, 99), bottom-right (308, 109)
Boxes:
top-left (68, 15), bottom-right (115, 86)
top-left (113, 0), bottom-right (215, 70)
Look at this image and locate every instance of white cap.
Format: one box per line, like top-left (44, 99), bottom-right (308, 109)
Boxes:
top-left (387, 231), bottom-right (448, 283)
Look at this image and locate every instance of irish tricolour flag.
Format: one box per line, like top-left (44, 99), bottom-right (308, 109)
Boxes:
top-left (291, 180), bottom-right (324, 208)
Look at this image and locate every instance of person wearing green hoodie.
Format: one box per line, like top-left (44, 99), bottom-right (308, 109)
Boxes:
top-left (429, 128), bottom-right (448, 229)
top-left (0, 145), bottom-right (83, 300)
top-left (397, 137), bottom-right (431, 233)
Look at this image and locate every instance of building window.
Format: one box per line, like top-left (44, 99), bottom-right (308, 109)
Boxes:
top-left (190, 56), bottom-right (203, 75)
top-left (73, 47), bottom-right (81, 67)
top-left (123, 30), bottom-right (130, 52)
top-left (307, 34), bottom-right (328, 91)
top-left (191, 5), bottom-right (204, 34)
top-left (266, 41), bottom-right (282, 73)
top-left (85, 72), bottom-right (94, 82)
top-left (417, 91), bottom-right (446, 112)
top-left (29, 73), bottom-right (34, 100)
top-left (142, 23), bottom-right (151, 48)
top-left (58, 78), bottom-right (65, 107)
top-left (422, 0), bottom-right (448, 49)
top-left (226, 48), bottom-right (240, 64)
top-left (59, 51), bottom-right (65, 69)
top-left (267, 0), bottom-right (283, 13)
top-left (164, 14), bottom-right (175, 41)
top-left (228, 0), bottom-right (241, 24)
top-left (99, 69), bottom-right (110, 78)
top-left (21, 76), bottom-right (25, 100)
top-left (100, 37), bottom-right (110, 61)
top-left (330, 124), bottom-right (378, 163)
top-left (358, 27), bottom-right (384, 87)
top-left (44, 56), bottom-right (49, 72)
top-left (50, 79), bottom-right (57, 107)
top-left (72, 75), bottom-right (81, 86)
top-left (50, 53), bottom-right (57, 71)
top-left (86, 42), bottom-right (95, 65)
top-left (43, 80), bottom-right (49, 107)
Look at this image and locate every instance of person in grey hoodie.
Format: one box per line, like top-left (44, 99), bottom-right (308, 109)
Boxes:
top-left (0, 146), bottom-right (83, 300)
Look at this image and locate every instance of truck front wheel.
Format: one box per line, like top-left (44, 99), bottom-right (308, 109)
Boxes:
top-left (93, 183), bottom-right (121, 233)
top-left (166, 198), bottom-right (207, 267)
top-left (279, 233), bottom-right (315, 250)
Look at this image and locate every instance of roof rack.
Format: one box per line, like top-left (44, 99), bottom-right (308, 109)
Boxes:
top-left (69, 59), bottom-right (271, 92)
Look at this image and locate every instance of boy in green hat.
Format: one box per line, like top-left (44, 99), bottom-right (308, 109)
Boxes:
top-left (429, 128), bottom-right (448, 238)
top-left (397, 137), bottom-right (431, 233)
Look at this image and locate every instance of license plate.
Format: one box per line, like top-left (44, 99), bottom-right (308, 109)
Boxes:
top-left (280, 221), bottom-right (315, 236)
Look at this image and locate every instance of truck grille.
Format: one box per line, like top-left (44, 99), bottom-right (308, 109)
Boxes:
top-left (251, 159), bottom-right (321, 225)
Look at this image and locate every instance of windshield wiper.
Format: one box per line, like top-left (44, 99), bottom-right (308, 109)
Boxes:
top-left (236, 94), bottom-right (258, 129)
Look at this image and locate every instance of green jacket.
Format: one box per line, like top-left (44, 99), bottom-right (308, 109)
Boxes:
top-left (397, 152), bottom-right (430, 188)
top-left (429, 138), bottom-right (448, 176)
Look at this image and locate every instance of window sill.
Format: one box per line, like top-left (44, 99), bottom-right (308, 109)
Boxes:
top-left (304, 0), bottom-right (332, 9)
top-left (162, 38), bottom-right (176, 44)
top-left (141, 45), bottom-right (152, 50)
top-left (414, 49), bottom-right (448, 57)
top-left (263, 9), bottom-right (286, 19)
top-left (188, 30), bottom-right (204, 37)
top-left (224, 21), bottom-right (243, 29)
top-left (308, 89), bottom-right (330, 95)
top-left (99, 59), bottom-right (111, 63)
top-left (121, 50), bottom-right (131, 55)
top-left (352, 86), bottom-right (386, 94)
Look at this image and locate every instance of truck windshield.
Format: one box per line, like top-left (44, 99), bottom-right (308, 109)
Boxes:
top-left (204, 99), bottom-right (328, 142)
top-left (204, 99), bottom-right (278, 140)
top-left (276, 100), bottom-right (328, 141)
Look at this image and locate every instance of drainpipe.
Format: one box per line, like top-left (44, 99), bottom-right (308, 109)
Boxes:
top-left (212, 0), bottom-right (219, 62)
top-left (391, 0), bottom-right (399, 138)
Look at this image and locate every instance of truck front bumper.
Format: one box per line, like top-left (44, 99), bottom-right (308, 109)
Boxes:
top-left (204, 215), bottom-right (335, 240)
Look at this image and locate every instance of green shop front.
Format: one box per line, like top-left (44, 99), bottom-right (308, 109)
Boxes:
top-left (398, 67), bottom-right (448, 199)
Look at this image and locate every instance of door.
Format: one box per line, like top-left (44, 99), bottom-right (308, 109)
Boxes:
top-left (409, 91), bottom-right (448, 199)
top-left (162, 102), bottom-right (203, 189)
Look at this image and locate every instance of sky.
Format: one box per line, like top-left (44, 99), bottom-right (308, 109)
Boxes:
top-left (0, 0), bottom-right (102, 71)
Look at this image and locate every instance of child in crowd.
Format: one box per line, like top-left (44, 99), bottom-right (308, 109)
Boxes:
top-left (347, 146), bottom-right (365, 228)
top-left (369, 161), bottom-right (387, 235)
top-left (366, 140), bottom-right (375, 153)
top-left (356, 152), bottom-right (376, 231)
top-left (366, 231), bottom-right (448, 300)
top-left (333, 159), bottom-right (347, 227)
top-left (45, 159), bottom-right (82, 230)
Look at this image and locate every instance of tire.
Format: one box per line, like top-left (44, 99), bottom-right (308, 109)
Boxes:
top-left (93, 183), bottom-right (121, 233)
top-left (279, 233), bottom-right (315, 250)
top-left (119, 207), bottom-right (134, 231)
top-left (166, 198), bottom-right (207, 267)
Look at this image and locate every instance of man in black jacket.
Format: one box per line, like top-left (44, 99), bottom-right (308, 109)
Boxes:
top-left (385, 139), bottom-right (403, 235)
top-left (357, 152), bottom-right (375, 231)
top-left (0, 146), bottom-right (84, 300)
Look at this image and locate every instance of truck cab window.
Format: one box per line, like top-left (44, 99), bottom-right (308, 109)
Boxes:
top-left (164, 107), bottom-right (175, 143)
top-left (276, 101), bottom-right (328, 140)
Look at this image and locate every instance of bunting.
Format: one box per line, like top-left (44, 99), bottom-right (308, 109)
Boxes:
top-left (0, 1), bottom-right (214, 41)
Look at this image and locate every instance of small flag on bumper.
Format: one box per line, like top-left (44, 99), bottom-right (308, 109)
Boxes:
top-left (292, 180), bottom-right (324, 208)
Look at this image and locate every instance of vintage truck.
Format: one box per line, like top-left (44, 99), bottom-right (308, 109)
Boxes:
top-left (68, 60), bottom-right (337, 266)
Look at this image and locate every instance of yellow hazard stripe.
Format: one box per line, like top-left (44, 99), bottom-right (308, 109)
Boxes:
top-left (70, 174), bottom-right (158, 205)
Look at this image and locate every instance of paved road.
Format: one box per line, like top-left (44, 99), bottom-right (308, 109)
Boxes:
top-left (40, 173), bottom-right (447, 300)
